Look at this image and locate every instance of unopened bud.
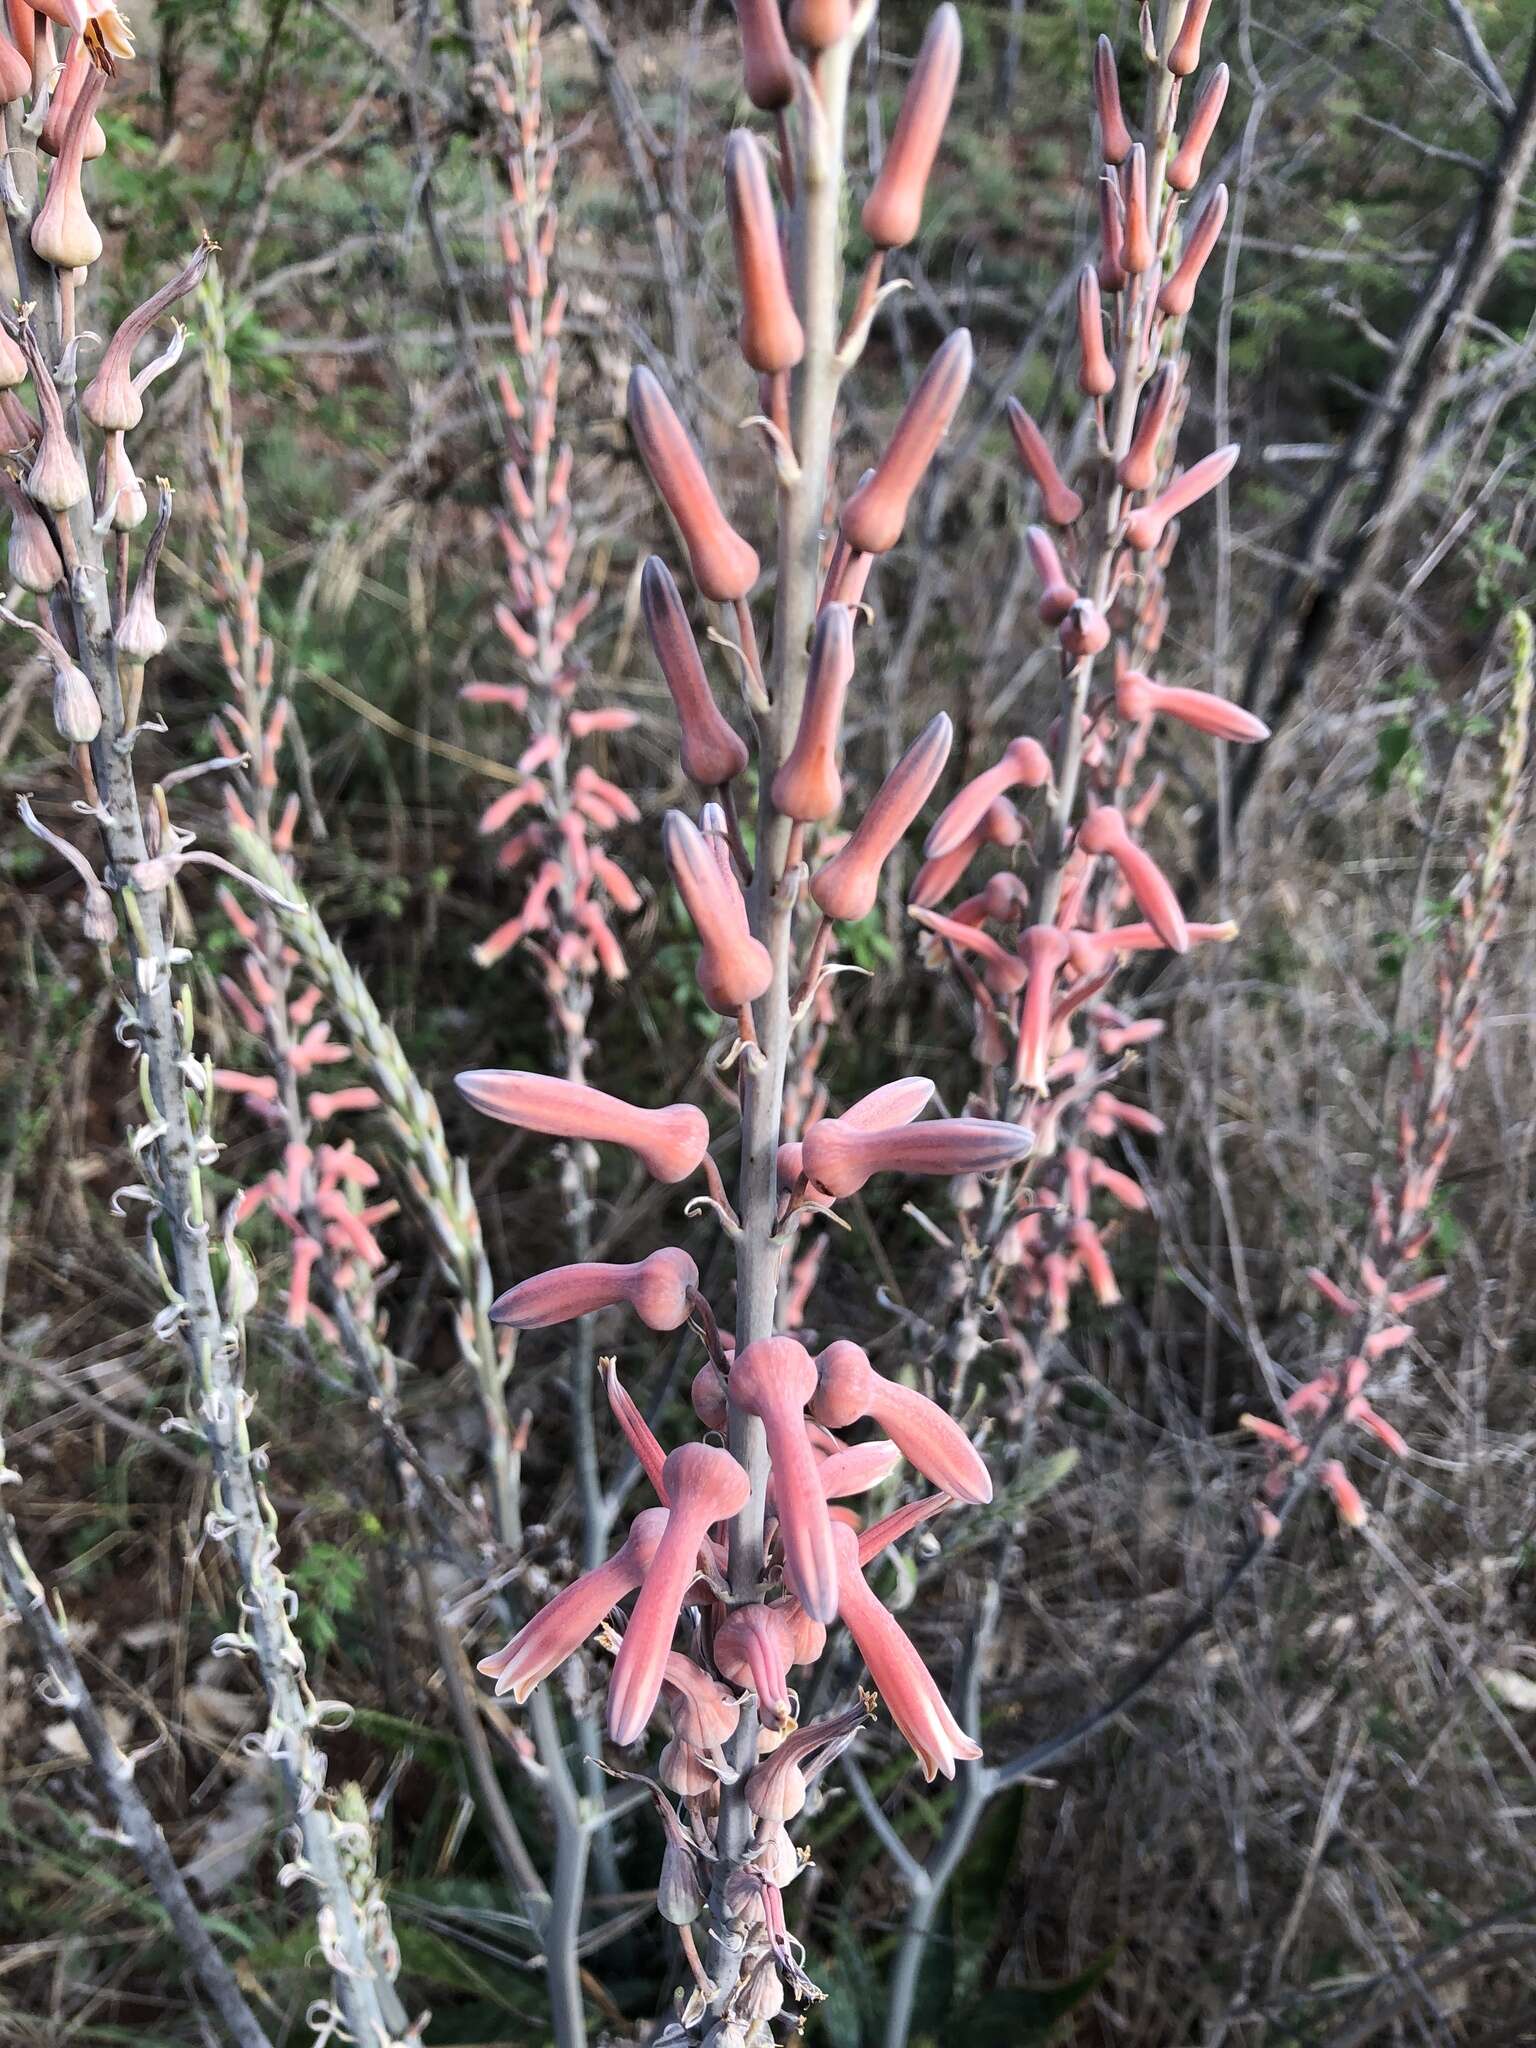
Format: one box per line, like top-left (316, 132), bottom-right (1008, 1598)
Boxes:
top-left (861, 5), bottom-right (962, 251)
top-left (1092, 34), bottom-right (1133, 162)
top-left (840, 330), bottom-right (972, 554)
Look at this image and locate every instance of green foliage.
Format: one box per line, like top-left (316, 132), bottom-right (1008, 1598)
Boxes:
top-left (287, 1539), bottom-right (368, 1657)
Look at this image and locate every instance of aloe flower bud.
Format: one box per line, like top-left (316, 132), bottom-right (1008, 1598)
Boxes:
top-left (715, 1604), bottom-right (797, 1728)
top-left (925, 733), bottom-right (1050, 858)
top-left (1168, 63), bottom-right (1229, 190)
top-left (39, 34), bottom-right (104, 158)
top-left (1026, 525), bottom-right (1078, 625)
top-left (1118, 364), bottom-right (1177, 493)
top-left (1166, 0), bottom-right (1214, 76)
top-left (0, 14), bottom-right (26, 101)
top-left (491, 1247), bottom-right (699, 1331)
top-left (739, 0), bottom-right (795, 109)
top-left (1076, 806), bottom-right (1188, 951)
top-left (802, 1110), bottom-right (1032, 1200)
top-left (812, 1340), bottom-right (991, 1503)
top-left (0, 471), bottom-right (62, 593)
top-left (477, 1507), bottom-right (669, 1702)
top-left (664, 808), bottom-right (773, 1012)
top-left (726, 131), bottom-right (803, 373)
top-left (788, 0), bottom-right (852, 50)
top-left (628, 367), bottom-right (760, 601)
top-left (1157, 184), bottom-right (1228, 318)
top-left (1005, 400), bottom-right (1083, 526)
top-left (840, 331), bottom-right (973, 554)
top-left (83, 239), bottom-right (212, 433)
top-left (30, 65), bottom-right (104, 271)
top-left (730, 1338), bottom-right (840, 1623)
top-left (1121, 143), bottom-right (1154, 272)
top-left (772, 603), bottom-right (853, 821)
top-left (641, 557), bottom-right (749, 787)
top-left (810, 711), bottom-right (952, 921)
top-left (664, 1652), bottom-right (742, 1747)
top-left (1059, 598), bottom-right (1111, 659)
top-left (1076, 266), bottom-right (1115, 397)
top-left (1122, 441), bottom-right (1238, 550)
top-left (829, 1522), bottom-right (981, 1780)
top-left (1016, 924), bottom-right (1072, 1092)
top-left (456, 1069), bottom-right (711, 1183)
top-left (1115, 668), bottom-right (1270, 743)
top-left (115, 481), bottom-right (172, 660)
top-left (609, 1445), bottom-right (750, 1744)
top-left (1092, 34), bottom-right (1133, 162)
top-left (840, 1076), bottom-right (938, 1132)
top-left (1098, 171), bottom-right (1127, 293)
top-left (861, 5), bottom-right (962, 251)
top-left (816, 1437), bottom-right (902, 1497)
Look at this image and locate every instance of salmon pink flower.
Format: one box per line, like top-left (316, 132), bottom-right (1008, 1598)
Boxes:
top-left (840, 1075), bottom-right (938, 1131)
top-left (491, 1247), bottom-right (699, 1331)
top-left (1167, 0), bottom-right (1214, 76)
top-left (829, 1522), bottom-right (981, 1780)
top-left (609, 1445), bottom-right (750, 1745)
top-left (730, 1338), bottom-right (841, 1623)
top-left (1092, 33), bottom-right (1133, 162)
top-left (802, 1111), bottom-right (1032, 1200)
top-left (726, 130), bottom-right (804, 374)
top-left (664, 808), bottom-right (773, 1012)
top-left (600, 1357), bottom-right (670, 1502)
top-left (1120, 144), bottom-right (1154, 273)
top-left (857, 1490), bottom-right (954, 1566)
top-left (1123, 441), bottom-right (1238, 553)
top-left (456, 1069), bottom-right (711, 1183)
top-left (815, 1438), bottom-right (902, 1498)
top-left (910, 907), bottom-right (1027, 995)
top-left (839, 332), bottom-right (973, 555)
top-left (810, 712), bottom-right (953, 921)
top-left (1319, 1458), bottom-right (1368, 1530)
top-left (773, 604), bottom-right (854, 822)
top-left (1115, 667), bottom-right (1270, 743)
top-left (715, 1604), bottom-right (798, 1729)
top-left (812, 1340), bottom-right (991, 1504)
top-left (1026, 525), bottom-right (1079, 625)
top-left (860, 4), bottom-right (962, 251)
top-left (641, 556), bottom-right (749, 787)
top-left (1006, 400), bottom-right (1083, 526)
top-left (925, 735), bottom-right (1051, 859)
top-left (628, 367), bottom-right (760, 602)
top-left (1118, 365), bottom-right (1177, 494)
top-left (1016, 925), bottom-right (1073, 1092)
top-left (1168, 63), bottom-right (1229, 190)
top-left (477, 1507), bottom-right (669, 1702)
top-left (1076, 266), bottom-right (1115, 397)
top-left (1156, 185), bottom-right (1229, 320)
top-left (1076, 806), bottom-right (1189, 952)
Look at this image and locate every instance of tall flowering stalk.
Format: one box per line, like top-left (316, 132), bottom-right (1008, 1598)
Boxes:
top-left (0, 25), bottom-right (410, 2043)
top-left (455, 2), bottom-right (1043, 2031)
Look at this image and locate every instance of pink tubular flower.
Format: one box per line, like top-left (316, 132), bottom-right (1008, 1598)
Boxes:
top-left (925, 734), bottom-right (1052, 859)
top-left (1168, 63), bottom-right (1229, 191)
top-left (608, 1445), bottom-right (750, 1744)
top-left (860, 3), bottom-right (962, 251)
top-left (1118, 364), bottom-right (1177, 494)
top-left (478, 1507), bottom-right (669, 1702)
top-left (730, 1338), bottom-right (841, 1624)
top-left (601, 1358), bottom-right (671, 1502)
top-left (858, 1491), bottom-right (955, 1566)
top-left (715, 1604), bottom-right (798, 1728)
top-left (1076, 806), bottom-right (1189, 953)
top-left (1027, 525), bottom-right (1079, 626)
top-left (816, 1438), bottom-right (902, 1498)
top-left (641, 556), bottom-right (749, 788)
top-left (911, 907), bottom-right (1027, 995)
top-left (628, 367), bottom-right (760, 602)
top-left (773, 604), bottom-right (854, 822)
top-left (1166, 0), bottom-right (1214, 76)
top-left (726, 130), bottom-right (804, 374)
top-left (1121, 143), bottom-right (1154, 273)
top-left (1320, 1458), bottom-right (1368, 1531)
top-left (491, 1247), bottom-right (699, 1331)
top-left (839, 332), bottom-right (973, 555)
top-left (1115, 667), bottom-right (1270, 744)
top-left (456, 1069), bottom-right (711, 1183)
top-left (802, 1111), bottom-right (1033, 1200)
top-left (1016, 924), bottom-right (1073, 1092)
top-left (811, 712), bottom-right (953, 921)
top-left (829, 1522), bottom-right (981, 1781)
top-left (1123, 440), bottom-right (1239, 552)
top-left (1006, 399), bottom-right (1083, 526)
top-left (1092, 33), bottom-right (1132, 162)
top-left (663, 808), bottom-right (773, 1012)
top-left (839, 1076), bottom-right (937, 1131)
top-left (1156, 184), bottom-right (1230, 319)
top-left (812, 1340), bottom-right (992, 1505)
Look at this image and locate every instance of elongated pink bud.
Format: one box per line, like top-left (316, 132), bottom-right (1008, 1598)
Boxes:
top-left (912, 907), bottom-right (1027, 993)
top-left (813, 1341), bottom-right (991, 1503)
top-left (858, 1490), bottom-right (953, 1565)
top-left (609, 1445), bottom-right (749, 1745)
top-left (641, 557), bottom-right (749, 787)
top-left (840, 1076), bottom-right (937, 1130)
top-left (715, 1604), bottom-right (798, 1728)
top-left (739, 0), bottom-right (795, 108)
top-left (840, 332), bottom-right (973, 554)
top-left (1116, 669), bottom-right (1269, 743)
top-left (628, 367), bottom-right (760, 601)
top-left (1017, 925), bottom-right (1073, 1092)
top-left (788, 0), bottom-right (852, 50)
top-left (478, 1508), bottom-right (668, 1702)
top-left (1168, 63), bottom-right (1229, 190)
top-left (664, 808), bottom-right (773, 1012)
top-left (1118, 365), bottom-right (1177, 494)
top-left (1121, 144), bottom-right (1154, 272)
top-left (83, 239), bottom-right (212, 433)
top-left (1166, 0), bottom-right (1214, 76)
top-left (492, 1248), bottom-right (699, 1331)
top-left (456, 1069), bottom-right (711, 1183)
top-left (1076, 807), bottom-right (1189, 952)
top-left (1076, 267), bottom-right (1115, 397)
top-left (803, 1113), bottom-right (1032, 1199)
top-left (1098, 171), bottom-right (1127, 293)
top-left (1157, 183), bottom-right (1228, 318)
top-left (830, 1522), bottom-right (980, 1780)
top-left (601, 1357), bottom-right (670, 1502)
top-left (726, 131), bottom-right (804, 373)
top-left (773, 604), bottom-right (853, 821)
top-left (1006, 400), bottom-right (1083, 526)
top-left (925, 734), bottom-right (1050, 858)
top-left (862, 5), bottom-right (962, 250)
top-left (1026, 526), bottom-right (1078, 626)
top-left (817, 1438), bottom-right (902, 1497)
top-left (811, 712), bottom-right (952, 921)
top-left (1123, 441), bottom-right (1238, 550)
top-left (731, 1338), bottom-right (840, 1623)
top-left (1093, 34), bottom-right (1133, 162)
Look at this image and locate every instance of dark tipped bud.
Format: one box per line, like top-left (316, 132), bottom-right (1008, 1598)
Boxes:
top-left (840, 330), bottom-right (972, 554)
top-left (861, 5), bottom-right (962, 251)
top-left (773, 603), bottom-right (854, 821)
top-left (788, 0), bottom-right (853, 51)
top-left (1120, 144), bottom-right (1154, 273)
top-left (1006, 399), bottom-right (1083, 526)
top-left (1157, 183), bottom-right (1228, 317)
top-left (1076, 267), bottom-right (1115, 398)
top-left (738, 0), bottom-right (796, 109)
top-left (1093, 35), bottom-right (1133, 162)
top-left (628, 367), bottom-right (760, 602)
top-left (1166, 0), bottom-right (1214, 77)
top-left (1168, 64), bottom-right (1228, 191)
top-left (641, 556), bottom-right (749, 787)
top-left (811, 712), bottom-right (952, 922)
top-left (1117, 364), bottom-right (1177, 494)
top-left (725, 131), bottom-right (804, 374)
